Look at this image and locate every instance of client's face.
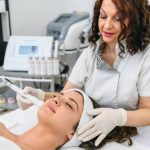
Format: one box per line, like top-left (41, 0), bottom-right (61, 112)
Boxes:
top-left (37, 91), bottom-right (84, 138)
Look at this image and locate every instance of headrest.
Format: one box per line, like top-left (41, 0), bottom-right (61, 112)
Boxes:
top-left (60, 88), bottom-right (93, 149)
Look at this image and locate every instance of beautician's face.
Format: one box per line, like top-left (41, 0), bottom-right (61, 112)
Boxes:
top-left (38, 91), bottom-right (83, 137)
top-left (99, 0), bottom-right (128, 44)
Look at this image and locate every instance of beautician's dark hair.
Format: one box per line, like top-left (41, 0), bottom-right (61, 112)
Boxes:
top-left (80, 99), bottom-right (138, 150)
top-left (89, 0), bottom-right (150, 56)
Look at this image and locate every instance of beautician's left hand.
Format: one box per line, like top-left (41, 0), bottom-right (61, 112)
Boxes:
top-left (78, 108), bottom-right (127, 146)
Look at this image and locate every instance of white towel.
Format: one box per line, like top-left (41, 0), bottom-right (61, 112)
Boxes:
top-left (0, 136), bottom-right (21, 150)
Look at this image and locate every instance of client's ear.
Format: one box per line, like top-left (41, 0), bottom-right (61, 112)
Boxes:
top-left (67, 130), bottom-right (75, 140)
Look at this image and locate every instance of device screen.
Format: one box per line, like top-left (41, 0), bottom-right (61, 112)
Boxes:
top-left (18, 45), bottom-right (38, 55)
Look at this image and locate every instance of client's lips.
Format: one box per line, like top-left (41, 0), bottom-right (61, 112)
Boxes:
top-left (47, 104), bottom-right (56, 113)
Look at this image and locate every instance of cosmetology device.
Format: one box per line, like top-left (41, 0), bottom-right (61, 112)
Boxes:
top-left (47, 11), bottom-right (89, 51)
top-left (4, 36), bottom-right (53, 71)
top-left (0, 77), bottom-right (44, 108)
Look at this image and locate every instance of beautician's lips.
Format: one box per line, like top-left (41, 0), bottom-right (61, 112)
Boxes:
top-left (46, 104), bottom-right (56, 113)
top-left (103, 31), bottom-right (114, 37)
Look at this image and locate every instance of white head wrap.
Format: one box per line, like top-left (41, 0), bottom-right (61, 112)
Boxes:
top-left (60, 88), bottom-right (94, 149)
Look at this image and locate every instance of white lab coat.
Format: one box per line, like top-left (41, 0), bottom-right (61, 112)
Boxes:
top-left (68, 41), bottom-right (150, 110)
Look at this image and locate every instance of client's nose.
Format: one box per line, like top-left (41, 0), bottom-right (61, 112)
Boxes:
top-left (53, 96), bottom-right (61, 106)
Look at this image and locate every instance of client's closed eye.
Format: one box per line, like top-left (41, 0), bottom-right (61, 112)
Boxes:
top-left (66, 102), bottom-right (73, 110)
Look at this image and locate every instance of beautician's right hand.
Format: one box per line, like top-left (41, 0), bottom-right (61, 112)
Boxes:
top-left (16, 86), bottom-right (45, 110)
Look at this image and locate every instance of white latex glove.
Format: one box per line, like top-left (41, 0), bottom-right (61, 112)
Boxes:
top-left (16, 86), bottom-right (45, 110)
top-left (78, 108), bottom-right (127, 146)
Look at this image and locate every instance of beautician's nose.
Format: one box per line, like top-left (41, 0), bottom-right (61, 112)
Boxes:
top-left (105, 18), bottom-right (113, 29)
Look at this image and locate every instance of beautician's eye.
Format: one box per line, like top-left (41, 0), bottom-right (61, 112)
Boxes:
top-left (115, 16), bottom-right (120, 21)
top-left (115, 13), bottom-right (123, 21)
top-left (99, 14), bottom-right (107, 19)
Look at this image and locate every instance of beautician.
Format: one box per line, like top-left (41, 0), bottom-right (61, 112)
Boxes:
top-left (17, 0), bottom-right (150, 147)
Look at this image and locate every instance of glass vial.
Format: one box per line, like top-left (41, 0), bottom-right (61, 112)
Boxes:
top-left (34, 56), bottom-right (40, 75)
top-left (47, 56), bottom-right (53, 75)
top-left (28, 56), bottom-right (34, 75)
top-left (40, 56), bottom-right (47, 75)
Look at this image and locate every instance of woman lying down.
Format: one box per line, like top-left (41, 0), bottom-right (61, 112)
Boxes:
top-left (0, 89), bottom-right (137, 150)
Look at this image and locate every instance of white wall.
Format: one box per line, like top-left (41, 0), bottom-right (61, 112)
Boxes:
top-left (65, 0), bottom-right (92, 12)
top-left (7, 0), bottom-right (150, 36)
top-left (9, 0), bottom-right (92, 36)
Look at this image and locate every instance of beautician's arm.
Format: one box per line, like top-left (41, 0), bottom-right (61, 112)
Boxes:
top-left (44, 81), bottom-right (79, 100)
top-left (125, 97), bottom-right (150, 127)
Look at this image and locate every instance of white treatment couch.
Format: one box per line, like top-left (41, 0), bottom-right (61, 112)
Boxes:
top-left (0, 106), bottom-right (150, 150)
